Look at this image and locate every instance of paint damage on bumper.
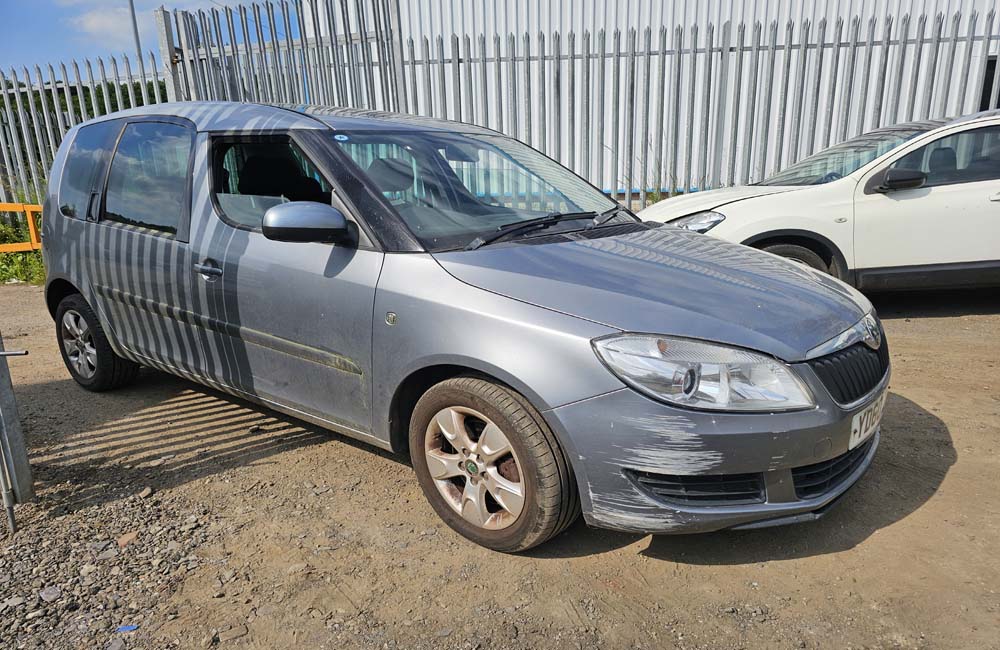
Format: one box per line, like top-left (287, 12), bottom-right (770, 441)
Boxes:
top-left (544, 366), bottom-right (885, 535)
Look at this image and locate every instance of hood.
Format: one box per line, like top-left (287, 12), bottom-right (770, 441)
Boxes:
top-left (639, 185), bottom-right (803, 222)
top-left (433, 227), bottom-right (867, 362)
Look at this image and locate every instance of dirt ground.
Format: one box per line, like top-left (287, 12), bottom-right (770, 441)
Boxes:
top-left (0, 283), bottom-right (998, 649)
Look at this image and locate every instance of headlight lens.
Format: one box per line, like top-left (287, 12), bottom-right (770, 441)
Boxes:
top-left (669, 210), bottom-right (726, 233)
top-left (593, 335), bottom-right (815, 412)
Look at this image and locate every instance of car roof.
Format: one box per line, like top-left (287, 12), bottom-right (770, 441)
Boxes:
top-left (943, 107), bottom-right (1000, 127)
top-left (80, 101), bottom-right (498, 135)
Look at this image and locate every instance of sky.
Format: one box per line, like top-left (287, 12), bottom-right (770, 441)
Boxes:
top-left (0, 0), bottom-right (216, 72)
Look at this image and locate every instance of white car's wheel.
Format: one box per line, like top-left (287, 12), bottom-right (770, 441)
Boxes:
top-left (763, 244), bottom-right (829, 274)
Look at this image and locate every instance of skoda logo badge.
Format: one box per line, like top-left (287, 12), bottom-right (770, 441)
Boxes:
top-left (862, 315), bottom-right (882, 350)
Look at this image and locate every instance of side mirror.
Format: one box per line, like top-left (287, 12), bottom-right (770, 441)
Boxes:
top-left (262, 202), bottom-right (350, 244)
top-left (877, 167), bottom-right (927, 192)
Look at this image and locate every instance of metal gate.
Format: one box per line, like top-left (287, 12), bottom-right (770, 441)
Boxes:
top-left (0, 334), bottom-right (32, 535)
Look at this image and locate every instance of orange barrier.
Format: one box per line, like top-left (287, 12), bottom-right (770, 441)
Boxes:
top-left (0, 203), bottom-right (42, 253)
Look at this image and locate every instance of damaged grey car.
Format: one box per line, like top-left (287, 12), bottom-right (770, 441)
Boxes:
top-left (43, 103), bottom-right (889, 552)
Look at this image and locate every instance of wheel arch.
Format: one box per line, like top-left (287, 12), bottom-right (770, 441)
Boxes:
top-left (741, 229), bottom-right (853, 282)
top-left (45, 276), bottom-right (83, 320)
top-left (386, 359), bottom-right (551, 455)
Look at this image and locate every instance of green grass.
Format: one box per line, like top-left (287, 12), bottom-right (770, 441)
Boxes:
top-left (0, 222), bottom-right (46, 284)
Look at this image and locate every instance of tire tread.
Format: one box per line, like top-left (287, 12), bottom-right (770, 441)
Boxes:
top-left (410, 375), bottom-right (579, 552)
top-left (56, 294), bottom-right (139, 392)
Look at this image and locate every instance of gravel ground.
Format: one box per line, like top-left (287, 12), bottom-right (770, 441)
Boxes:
top-left (0, 283), bottom-right (998, 649)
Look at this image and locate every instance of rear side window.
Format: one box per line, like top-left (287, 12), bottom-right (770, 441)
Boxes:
top-left (58, 120), bottom-right (121, 219)
top-left (211, 137), bottom-right (332, 229)
top-left (103, 122), bottom-right (194, 236)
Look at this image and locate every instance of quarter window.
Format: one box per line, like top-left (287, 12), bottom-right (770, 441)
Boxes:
top-left (58, 120), bottom-right (121, 220)
top-left (104, 122), bottom-right (193, 235)
top-left (891, 125), bottom-right (1000, 187)
top-left (211, 137), bottom-right (333, 229)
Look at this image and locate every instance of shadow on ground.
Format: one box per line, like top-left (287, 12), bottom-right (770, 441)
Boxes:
top-left (17, 375), bottom-right (954, 562)
top-left (871, 287), bottom-right (1000, 318)
top-left (16, 371), bottom-right (404, 518)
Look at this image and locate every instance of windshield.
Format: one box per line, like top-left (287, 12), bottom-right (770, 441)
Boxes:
top-left (329, 130), bottom-right (619, 250)
top-left (758, 121), bottom-right (946, 186)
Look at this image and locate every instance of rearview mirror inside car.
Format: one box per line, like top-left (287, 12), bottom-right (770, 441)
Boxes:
top-left (262, 202), bottom-right (350, 243)
top-left (877, 167), bottom-right (927, 192)
top-left (444, 143), bottom-right (478, 163)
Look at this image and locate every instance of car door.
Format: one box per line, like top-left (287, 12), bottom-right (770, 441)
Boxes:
top-left (853, 123), bottom-right (1000, 288)
top-left (185, 131), bottom-right (383, 437)
top-left (90, 117), bottom-right (206, 375)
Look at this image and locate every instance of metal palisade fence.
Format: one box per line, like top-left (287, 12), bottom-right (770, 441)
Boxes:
top-left (2, 1), bottom-right (1000, 217)
top-left (0, 55), bottom-right (164, 209)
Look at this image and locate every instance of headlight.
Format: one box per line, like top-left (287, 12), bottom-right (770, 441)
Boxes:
top-left (593, 334), bottom-right (815, 412)
top-left (669, 210), bottom-right (726, 233)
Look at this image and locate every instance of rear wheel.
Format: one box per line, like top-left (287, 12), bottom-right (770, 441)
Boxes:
top-left (762, 243), bottom-right (830, 274)
top-left (55, 294), bottom-right (139, 391)
top-left (409, 376), bottom-right (578, 552)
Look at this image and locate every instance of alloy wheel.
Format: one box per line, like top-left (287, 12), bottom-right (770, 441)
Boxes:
top-left (424, 406), bottom-right (525, 530)
top-left (61, 309), bottom-right (97, 379)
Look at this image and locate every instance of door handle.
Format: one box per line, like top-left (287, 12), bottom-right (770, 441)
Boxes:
top-left (989, 192), bottom-right (1000, 202)
top-left (193, 261), bottom-right (223, 278)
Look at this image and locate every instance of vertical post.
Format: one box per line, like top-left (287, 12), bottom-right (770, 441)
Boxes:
top-left (384, 0), bottom-right (408, 112)
top-left (522, 32), bottom-right (532, 146)
top-left (155, 7), bottom-right (181, 101)
top-left (955, 11), bottom-right (979, 116)
top-left (128, 0), bottom-right (150, 105)
top-left (1, 335), bottom-right (34, 536)
top-left (710, 21), bottom-right (730, 188)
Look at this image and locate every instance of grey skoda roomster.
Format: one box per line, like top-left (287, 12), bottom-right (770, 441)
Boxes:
top-left (43, 102), bottom-right (889, 551)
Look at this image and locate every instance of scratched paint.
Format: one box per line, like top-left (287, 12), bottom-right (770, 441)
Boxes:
top-left (611, 413), bottom-right (725, 474)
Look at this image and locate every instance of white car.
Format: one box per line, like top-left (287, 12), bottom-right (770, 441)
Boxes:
top-left (640, 110), bottom-right (1000, 291)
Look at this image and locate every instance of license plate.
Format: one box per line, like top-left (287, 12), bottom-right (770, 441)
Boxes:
top-left (849, 390), bottom-right (887, 449)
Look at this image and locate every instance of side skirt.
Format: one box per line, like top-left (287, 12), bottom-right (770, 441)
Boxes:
top-left (855, 260), bottom-right (1000, 291)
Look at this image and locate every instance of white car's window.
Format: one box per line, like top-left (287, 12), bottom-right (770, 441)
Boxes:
top-left (104, 121), bottom-right (194, 236)
top-left (890, 125), bottom-right (1000, 187)
top-left (212, 137), bottom-right (332, 230)
top-left (758, 121), bottom-right (944, 186)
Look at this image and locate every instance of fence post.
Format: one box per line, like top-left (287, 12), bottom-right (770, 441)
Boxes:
top-left (0, 333), bottom-right (34, 535)
top-left (384, 0), bottom-right (407, 112)
top-left (155, 7), bottom-right (182, 101)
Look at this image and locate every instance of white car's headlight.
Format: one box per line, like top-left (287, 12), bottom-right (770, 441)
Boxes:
top-left (669, 210), bottom-right (726, 233)
top-left (593, 335), bottom-right (815, 412)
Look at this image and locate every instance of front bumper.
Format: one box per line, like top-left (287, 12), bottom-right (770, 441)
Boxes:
top-left (543, 366), bottom-right (886, 534)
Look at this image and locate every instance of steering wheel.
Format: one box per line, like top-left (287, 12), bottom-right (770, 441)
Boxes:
top-left (817, 171), bottom-right (843, 183)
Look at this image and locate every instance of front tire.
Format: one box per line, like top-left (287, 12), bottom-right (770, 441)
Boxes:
top-left (762, 243), bottom-right (830, 274)
top-left (55, 294), bottom-right (139, 391)
top-left (409, 376), bottom-right (578, 552)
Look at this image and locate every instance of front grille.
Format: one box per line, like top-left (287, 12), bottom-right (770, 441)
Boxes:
top-left (806, 338), bottom-right (890, 404)
top-left (627, 469), bottom-right (765, 506)
top-left (791, 436), bottom-right (875, 500)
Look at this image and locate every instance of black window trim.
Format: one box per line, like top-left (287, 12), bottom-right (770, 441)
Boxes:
top-left (206, 129), bottom-right (378, 251)
top-left (98, 115), bottom-right (198, 242)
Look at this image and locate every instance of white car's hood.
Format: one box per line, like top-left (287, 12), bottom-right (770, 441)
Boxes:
top-left (640, 185), bottom-right (805, 222)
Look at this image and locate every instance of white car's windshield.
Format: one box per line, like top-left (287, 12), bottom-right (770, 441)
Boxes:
top-left (758, 121), bottom-right (946, 186)
top-left (330, 130), bottom-right (620, 251)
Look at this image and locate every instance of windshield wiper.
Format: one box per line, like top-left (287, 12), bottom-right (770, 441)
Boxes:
top-left (586, 206), bottom-right (636, 229)
top-left (464, 211), bottom-right (598, 250)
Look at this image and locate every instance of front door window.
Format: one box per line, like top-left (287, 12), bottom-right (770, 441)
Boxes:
top-left (212, 137), bottom-right (333, 229)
